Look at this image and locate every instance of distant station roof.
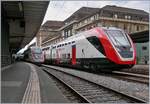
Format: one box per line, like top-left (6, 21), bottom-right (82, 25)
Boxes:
top-left (102, 5), bottom-right (149, 16)
top-left (64, 7), bottom-right (100, 23)
top-left (42, 21), bottom-right (64, 30)
top-left (41, 20), bottom-right (64, 43)
top-left (2, 1), bottom-right (49, 50)
top-left (130, 30), bottom-right (149, 43)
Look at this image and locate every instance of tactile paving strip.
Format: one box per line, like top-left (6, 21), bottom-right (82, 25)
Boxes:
top-left (22, 63), bottom-right (41, 103)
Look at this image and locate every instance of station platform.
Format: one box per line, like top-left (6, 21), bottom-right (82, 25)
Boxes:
top-left (1, 62), bottom-right (69, 103)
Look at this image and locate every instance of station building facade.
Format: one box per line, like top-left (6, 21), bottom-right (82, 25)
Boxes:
top-left (36, 21), bottom-right (64, 47)
top-left (62, 5), bottom-right (148, 38)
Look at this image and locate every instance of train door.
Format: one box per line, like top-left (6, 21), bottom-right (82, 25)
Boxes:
top-left (56, 49), bottom-right (59, 64)
top-left (72, 45), bottom-right (76, 65)
top-left (49, 47), bottom-right (52, 63)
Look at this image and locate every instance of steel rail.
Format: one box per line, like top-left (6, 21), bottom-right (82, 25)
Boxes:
top-left (112, 71), bottom-right (149, 79)
top-left (43, 68), bottom-right (91, 103)
top-left (42, 64), bottom-right (147, 103)
top-left (112, 71), bottom-right (149, 84)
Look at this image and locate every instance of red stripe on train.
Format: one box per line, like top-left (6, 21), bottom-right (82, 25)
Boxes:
top-left (72, 45), bottom-right (76, 65)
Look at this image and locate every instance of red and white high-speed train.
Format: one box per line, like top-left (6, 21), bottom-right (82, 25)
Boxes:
top-left (43, 27), bottom-right (136, 71)
top-left (24, 47), bottom-right (44, 64)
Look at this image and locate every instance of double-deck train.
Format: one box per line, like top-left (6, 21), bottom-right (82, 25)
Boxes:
top-left (42, 27), bottom-right (136, 71)
top-left (24, 46), bottom-right (44, 64)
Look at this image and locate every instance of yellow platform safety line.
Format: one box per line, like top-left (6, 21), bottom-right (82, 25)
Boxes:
top-left (22, 63), bottom-right (41, 103)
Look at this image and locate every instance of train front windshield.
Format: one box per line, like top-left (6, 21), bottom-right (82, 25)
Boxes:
top-left (104, 30), bottom-right (131, 47)
top-left (104, 29), bottom-right (133, 58)
top-left (33, 48), bottom-right (42, 54)
top-left (32, 48), bottom-right (43, 60)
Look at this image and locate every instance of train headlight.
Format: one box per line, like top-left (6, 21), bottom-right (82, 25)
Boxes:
top-left (35, 55), bottom-right (38, 58)
top-left (130, 48), bottom-right (133, 51)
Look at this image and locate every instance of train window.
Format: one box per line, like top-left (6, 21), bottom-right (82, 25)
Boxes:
top-left (87, 36), bottom-right (105, 55)
top-left (62, 44), bottom-right (64, 46)
top-left (72, 41), bottom-right (75, 43)
top-left (67, 53), bottom-right (70, 59)
top-left (68, 42), bottom-right (71, 44)
top-left (65, 43), bottom-right (67, 45)
top-left (142, 46), bottom-right (147, 50)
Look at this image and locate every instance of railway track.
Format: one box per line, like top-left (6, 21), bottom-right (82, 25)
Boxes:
top-left (42, 66), bottom-right (146, 103)
top-left (111, 71), bottom-right (149, 84)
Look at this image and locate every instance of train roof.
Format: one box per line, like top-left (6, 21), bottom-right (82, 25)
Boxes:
top-left (42, 45), bottom-right (51, 50)
top-left (49, 26), bottom-right (124, 47)
top-left (28, 47), bottom-right (42, 51)
top-left (30, 46), bottom-right (41, 48)
top-left (57, 27), bottom-right (123, 42)
top-left (55, 27), bottom-right (99, 45)
top-left (102, 27), bottom-right (123, 31)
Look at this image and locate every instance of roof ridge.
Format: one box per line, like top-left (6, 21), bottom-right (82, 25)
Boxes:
top-left (102, 5), bottom-right (148, 14)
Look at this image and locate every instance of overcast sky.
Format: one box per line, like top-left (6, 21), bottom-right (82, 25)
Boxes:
top-left (18, 0), bottom-right (149, 53)
top-left (42, 0), bottom-right (150, 24)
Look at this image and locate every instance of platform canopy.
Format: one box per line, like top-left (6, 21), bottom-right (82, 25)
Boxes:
top-left (130, 30), bottom-right (149, 43)
top-left (2, 1), bottom-right (49, 51)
